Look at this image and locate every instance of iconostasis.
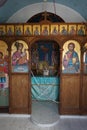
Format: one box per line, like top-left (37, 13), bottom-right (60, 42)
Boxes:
top-left (0, 22), bottom-right (87, 114)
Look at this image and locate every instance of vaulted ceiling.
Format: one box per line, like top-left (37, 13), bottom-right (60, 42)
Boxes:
top-left (0, 0), bottom-right (87, 23)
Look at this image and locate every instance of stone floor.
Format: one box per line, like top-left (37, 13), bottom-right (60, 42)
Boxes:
top-left (0, 114), bottom-right (87, 130)
top-left (0, 101), bottom-right (87, 130)
top-left (31, 100), bottom-right (60, 126)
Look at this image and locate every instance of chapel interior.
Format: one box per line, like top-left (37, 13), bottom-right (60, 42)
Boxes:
top-left (0, 1), bottom-right (87, 125)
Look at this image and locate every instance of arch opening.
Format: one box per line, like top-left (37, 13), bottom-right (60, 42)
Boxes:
top-left (30, 39), bottom-right (60, 125)
top-left (27, 12), bottom-right (65, 23)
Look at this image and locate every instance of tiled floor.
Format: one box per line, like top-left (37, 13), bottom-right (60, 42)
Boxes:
top-left (0, 101), bottom-right (87, 130)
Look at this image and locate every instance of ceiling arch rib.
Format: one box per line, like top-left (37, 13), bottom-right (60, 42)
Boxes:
top-left (7, 2), bottom-right (86, 23)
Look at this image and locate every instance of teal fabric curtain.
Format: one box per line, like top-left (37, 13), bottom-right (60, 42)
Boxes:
top-left (31, 77), bottom-right (60, 101)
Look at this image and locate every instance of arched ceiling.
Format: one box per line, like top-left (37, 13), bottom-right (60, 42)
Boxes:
top-left (0, 0), bottom-right (87, 23)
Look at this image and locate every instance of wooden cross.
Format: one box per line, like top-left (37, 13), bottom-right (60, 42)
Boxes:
top-left (42, 11), bottom-right (49, 21)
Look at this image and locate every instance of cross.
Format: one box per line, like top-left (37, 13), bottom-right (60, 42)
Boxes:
top-left (42, 11), bottom-right (49, 21)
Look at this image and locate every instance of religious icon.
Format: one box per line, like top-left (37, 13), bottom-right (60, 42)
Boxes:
top-left (0, 41), bottom-right (9, 106)
top-left (11, 40), bottom-right (29, 72)
top-left (15, 25), bottom-right (23, 35)
top-left (51, 25), bottom-right (58, 35)
top-left (83, 43), bottom-right (87, 73)
top-left (33, 25), bottom-right (40, 35)
top-left (0, 25), bottom-right (6, 36)
top-left (69, 25), bottom-right (76, 35)
top-left (41, 25), bottom-right (49, 35)
top-left (77, 25), bottom-right (85, 35)
top-left (24, 25), bottom-right (32, 35)
top-left (60, 25), bottom-right (67, 35)
top-left (0, 41), bottom-right (9, 74)
top-left (62, 40), bottom-right (80, 73)
top-left (7, 25), bottom-right (14, 35)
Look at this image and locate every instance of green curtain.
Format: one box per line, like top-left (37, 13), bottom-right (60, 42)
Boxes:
top-left (31, 77), bottom-right (60, 101)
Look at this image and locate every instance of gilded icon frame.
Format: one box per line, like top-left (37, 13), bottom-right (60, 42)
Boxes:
top-left (77, 25), bottom-right (85, 35)
top-left (51, 25), bottom-right (58, 35)
top-left (68, 25), bottom-right (76, 35)
top-left (41, 24), bottom-right (49, 35)
top-left (15, 25), bottom-right (23, 35)
top-left (0, 25), bottom-right (6, 35)
top-left (24, 25), bottom-right (32, 35)
top-left (62, 40), bottom-right (80, 74)
top-left (33, 25), bottom-right (40, 35)
top-left (11, 40), bottom-right (29, 73)
top-left (60, 25), bottom-right (67, 35)
top-left (7, 25), bottom-right (14, 35)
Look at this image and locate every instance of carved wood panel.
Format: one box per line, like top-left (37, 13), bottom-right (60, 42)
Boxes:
top-left (60, 75), bottom-right (80, 114)
top-left (9, 74), bottom-right (30, 114)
